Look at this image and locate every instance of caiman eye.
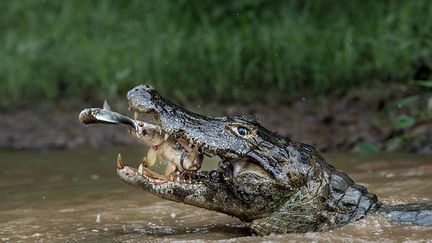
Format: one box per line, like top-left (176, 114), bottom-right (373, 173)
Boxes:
top-left (237, 126), bottom-right (248, 136)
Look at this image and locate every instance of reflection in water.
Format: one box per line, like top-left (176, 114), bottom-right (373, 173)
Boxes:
top-left (0, 146), bottom-right (431, 242)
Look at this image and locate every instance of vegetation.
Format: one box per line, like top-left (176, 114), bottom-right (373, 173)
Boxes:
top-left (1, 1), bottom-right (432, 106)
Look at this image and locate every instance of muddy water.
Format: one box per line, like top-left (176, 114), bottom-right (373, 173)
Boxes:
top-left (0, 146), bottom-right (431, 242)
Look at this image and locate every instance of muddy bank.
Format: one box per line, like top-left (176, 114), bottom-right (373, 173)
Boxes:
top-left (0, 86), bottom-right (430, 154)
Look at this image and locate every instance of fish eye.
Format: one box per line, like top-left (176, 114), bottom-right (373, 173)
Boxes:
top-left (237, 126), bottom-right (248, 136)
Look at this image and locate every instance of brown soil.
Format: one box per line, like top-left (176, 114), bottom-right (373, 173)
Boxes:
top-left (0, 85), bottom-right (430, 154)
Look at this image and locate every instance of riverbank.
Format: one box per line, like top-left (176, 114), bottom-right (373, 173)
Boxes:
top-left (1, 84), bottom-right (430, 154)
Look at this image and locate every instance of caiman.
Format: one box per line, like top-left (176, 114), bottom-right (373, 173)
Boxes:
top-left (79, 84), bottom-right (432, 235)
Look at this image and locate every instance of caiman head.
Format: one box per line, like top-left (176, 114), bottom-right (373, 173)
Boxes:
top-left (116, 85), bottom-right (381, 235)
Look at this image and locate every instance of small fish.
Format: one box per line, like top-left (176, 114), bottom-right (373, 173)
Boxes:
top-left (79, 100), bottom-right (137, 130)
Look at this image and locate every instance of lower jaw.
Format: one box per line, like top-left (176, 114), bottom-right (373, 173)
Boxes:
top-left (116, 153), bottom-right (225, 185)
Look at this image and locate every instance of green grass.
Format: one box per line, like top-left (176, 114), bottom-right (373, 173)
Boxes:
top-left (1, 1), bottom-right (431, 106)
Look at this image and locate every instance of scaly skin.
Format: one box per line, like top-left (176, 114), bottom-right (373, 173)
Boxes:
top-left (86, 84), bottom-right (432, 235)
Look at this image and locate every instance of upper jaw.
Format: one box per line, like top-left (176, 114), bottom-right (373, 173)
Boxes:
top-left (127, 110), bottom-right (278, 183)
top-left (124, 106), bottom-right (229, 185)
top-left (126, 85), bottom-right (278, 183)
top-left (129, 103), bottom-right (220, 157)
top-left (121, 107), bottom-right (269, 185)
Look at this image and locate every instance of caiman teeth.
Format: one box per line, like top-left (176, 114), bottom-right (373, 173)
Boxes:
top-left (134, 111), bottom-right (140, 120)
top-left (117, 153), bottom-right (125, 169)
top-left (138, 155), bottom-right (147, 175)
top-left (164, 133), bottom-right (169, 141)
top-left (138, 162), bottom-right (144, 175)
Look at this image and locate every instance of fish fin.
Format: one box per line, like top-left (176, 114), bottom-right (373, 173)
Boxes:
top-left (103, 100), bottom-right (111, 111)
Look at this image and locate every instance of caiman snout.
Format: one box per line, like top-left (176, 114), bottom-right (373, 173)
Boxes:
top-left (127, 85), bottom-right (156, 113)
top-left (79, 100), bottom-right (204, 182)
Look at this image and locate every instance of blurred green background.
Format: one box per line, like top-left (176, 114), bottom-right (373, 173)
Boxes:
top-left (1, 0), bottom-right (432, 107)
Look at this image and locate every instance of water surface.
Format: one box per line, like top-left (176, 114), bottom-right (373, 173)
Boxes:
top-left (0, 147), bottom-right (431, 242)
